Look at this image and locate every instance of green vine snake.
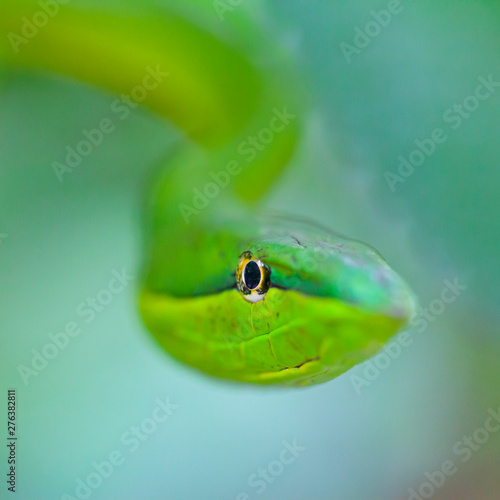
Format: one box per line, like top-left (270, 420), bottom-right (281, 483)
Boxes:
top-left (0, 2), bottom-right (415, 387)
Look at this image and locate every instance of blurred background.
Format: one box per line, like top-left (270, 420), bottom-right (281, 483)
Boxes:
top-left (1, 1), bottom-right (499, 499)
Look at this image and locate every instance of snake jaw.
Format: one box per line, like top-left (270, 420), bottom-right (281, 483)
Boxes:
top-left (236, 251), bottom-right (271, 303)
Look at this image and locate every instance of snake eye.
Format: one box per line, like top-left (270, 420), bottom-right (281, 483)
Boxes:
top-left (236, 251), bottom-right (270, 303)
top-left (243, 261), bottom-right (261, 289)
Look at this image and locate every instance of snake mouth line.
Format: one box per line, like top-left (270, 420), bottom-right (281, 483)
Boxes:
top-left (216, 280), bottom-right (292, 294)
top-left (269, 282), bottom-right (291, 291)
top-left (278, 356), bottom-right (320, 371)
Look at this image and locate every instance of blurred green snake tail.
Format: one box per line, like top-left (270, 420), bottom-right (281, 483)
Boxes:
top-left (0, 2), bottom-right (415, 386)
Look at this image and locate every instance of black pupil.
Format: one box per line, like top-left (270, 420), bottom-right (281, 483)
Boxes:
top-left (244, 261), bottom-right (261, 289)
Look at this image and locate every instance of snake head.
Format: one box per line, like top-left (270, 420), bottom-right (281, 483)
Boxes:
top-left (140, 213), bottom-right (416, 387)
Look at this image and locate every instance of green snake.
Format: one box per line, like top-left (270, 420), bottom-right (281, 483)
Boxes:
top-left (0, 2), bottom-right (415, 386)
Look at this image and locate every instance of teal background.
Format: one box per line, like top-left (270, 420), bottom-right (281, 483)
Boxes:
top-left (1, 1), bottom-right (499, 499)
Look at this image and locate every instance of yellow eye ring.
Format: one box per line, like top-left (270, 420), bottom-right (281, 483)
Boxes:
top-left (235, 251), bottom-right (271, 303)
